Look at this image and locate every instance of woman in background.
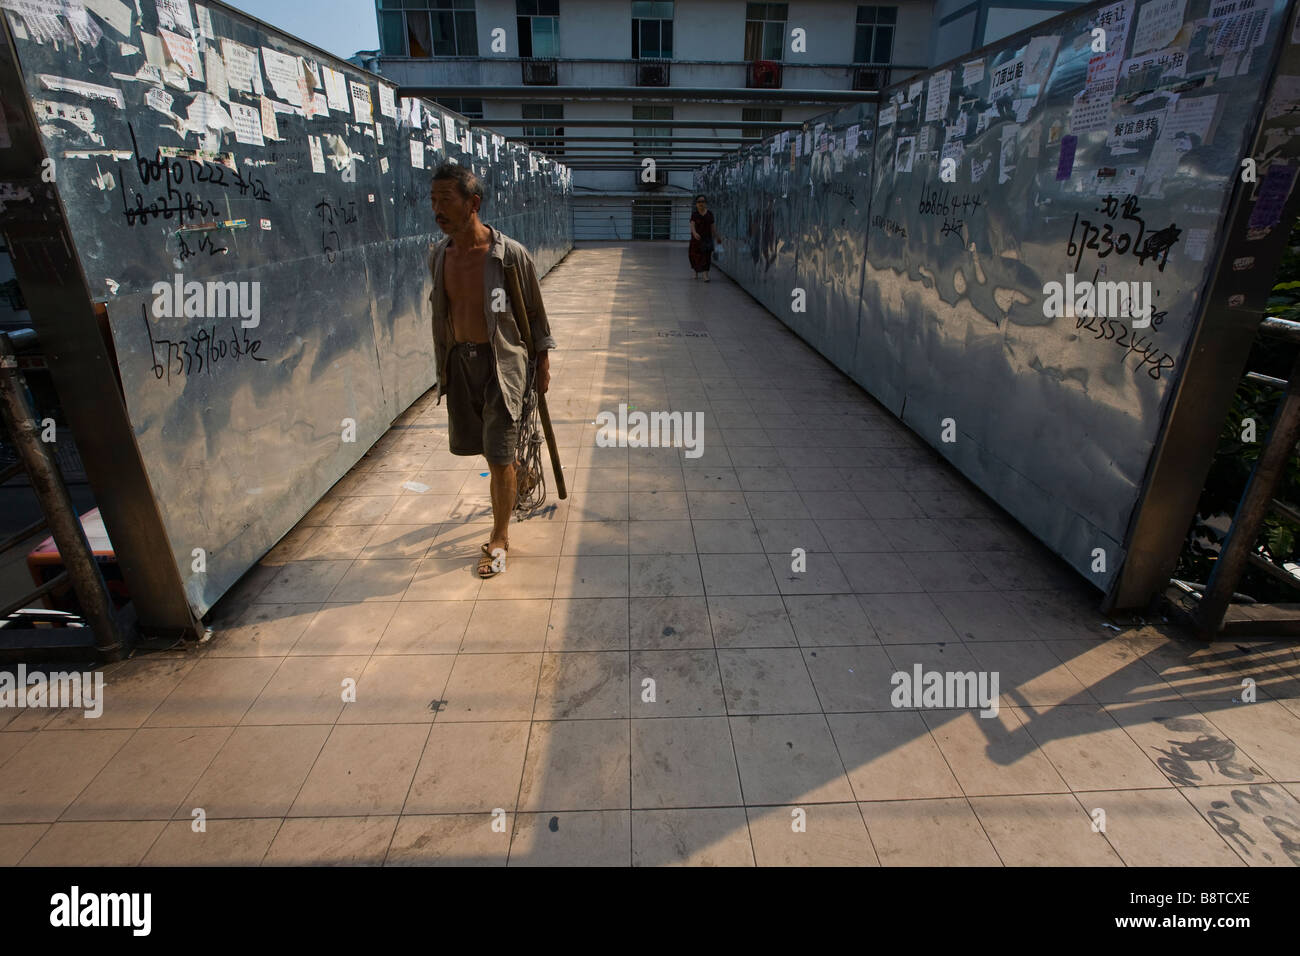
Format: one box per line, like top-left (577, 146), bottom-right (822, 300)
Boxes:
top-left (689, 194), bottom-right (717, 282)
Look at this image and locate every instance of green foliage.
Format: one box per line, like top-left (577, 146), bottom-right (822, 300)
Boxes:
top-left (1177, 219), bottom-right (1300, 600)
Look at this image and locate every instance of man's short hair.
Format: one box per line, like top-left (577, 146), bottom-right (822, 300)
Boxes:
top-left (695, 194), bottom-right (707, 202)
top-left (432, 162), bottom-right (484, 203)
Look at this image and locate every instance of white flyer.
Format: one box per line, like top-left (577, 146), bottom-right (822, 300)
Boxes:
top-left (1131, 0), bottom-right (1186, 56)
top-left (229, 100), bottom-right (264, 146)
top-left (309, 134), bottom-right (325, 173)
top-left (926, 69), bottom-right (951, 122)
top-left (155, 0), bottom-right (194, 36)
top-left (260, 47), bottom-right (303, 105)
top-left (1071, 91), bottom-right (1113, 134)
top-left (350, 81), bottom-right (372, 123)
top-left (410, 138), bottom-right (424, 169)
top-left (322, 66), bottom-right (349, 112)
top-left (194, 3), bottom-right (214, 44)
top-left (378, 83), bottom-right (396, 120)
top-left (221, 40), bottom-right (258, 93)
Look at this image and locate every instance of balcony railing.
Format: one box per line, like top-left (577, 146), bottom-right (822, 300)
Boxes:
top-left (746, 60), bottom-right (782, 89)
top-left (377, 56), bottom-right (920, 94)
top-left (522, 58), bottom-right (559, 85)
top-left (635, 60), bottom-right (671, 87)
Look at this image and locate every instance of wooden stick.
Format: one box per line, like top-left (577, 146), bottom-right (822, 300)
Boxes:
top-left (504, 263), bottom-right (567, 500)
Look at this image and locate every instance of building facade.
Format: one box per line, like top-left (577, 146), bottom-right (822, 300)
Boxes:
top-left (374, 0), bottom-right (1085, 239)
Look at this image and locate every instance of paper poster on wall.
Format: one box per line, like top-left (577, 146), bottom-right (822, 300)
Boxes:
top-left (259, 95), bottom-right (280, 140)
top-left (161, 29), bottom-right (203, 81)
top-left (1131, 0), bottom-right (1186, 55)
top-left (378, 84), bottom-right (396, 120)
top-left (442, 114), bottom-right (456, 142)
top-left (194, 3), bottom-right (214, 44)
top-left (988, 56), bottom-right (1025, 101)
top-left (1022, 35), bottom-right (1060, 87)
top-left (222, 40), bottom-right (258, 93)
top-left (309, 134), bottom-right (325, 173)
top-left (322, 66), bottom-right (349, 112)
top-left (349, 81), bottom-right (372, 124)
top-left (156, 0), bottom-right (195, 36)
top-left (895, 136), bottom-right (914, 173)
top-left (926, 70), bottom-right (951, 122)
top-left (260, 47), bottom-right (302, 105)
top-left (229, 101), bottom-right (264, 147)
top-left (1071, 91), bottom-right (1113, 134)
top-left (1247, 162), bottom-right (1298, 231)
top-left (410, 138), bottom-right (424, 170)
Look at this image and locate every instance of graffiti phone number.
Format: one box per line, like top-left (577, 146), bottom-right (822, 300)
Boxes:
top-left (1075, 311), bottom-right (1175, 380)
top-left (1065, 194), bottom-right (1181, 273)
top-left (142, 304), bottom-right (266, 385)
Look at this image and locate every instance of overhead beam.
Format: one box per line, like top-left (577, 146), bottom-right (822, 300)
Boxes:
top-left (401, 85), bottom-right (880, 104)
top-left (501, 135), bottom-right (762, 144)
top-left (466, 118), bottom-right (802, 129)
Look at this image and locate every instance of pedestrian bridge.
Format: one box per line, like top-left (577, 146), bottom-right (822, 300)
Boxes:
top-left (1, 242), bottom-right (1296, 866)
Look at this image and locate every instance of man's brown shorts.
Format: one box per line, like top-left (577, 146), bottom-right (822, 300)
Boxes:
top-left (445, 342), bottom-right (519, 466)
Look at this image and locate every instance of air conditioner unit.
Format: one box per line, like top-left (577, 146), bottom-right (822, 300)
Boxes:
top-left (853, 66), bottom-right (885, 91)
top-left (636, 61), bottom-right (670, 86)
top-left (637, 169), bottom-right (669, 190)
top-left (522, 59), bottom-right (558, 85)
top-left (747, 60), bottom-right (782, 89)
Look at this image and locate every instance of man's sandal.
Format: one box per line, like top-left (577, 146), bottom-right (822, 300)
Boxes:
top-left (478, 543), bottom-right (507, 578)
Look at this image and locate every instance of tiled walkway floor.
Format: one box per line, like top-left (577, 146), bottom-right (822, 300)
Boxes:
top-left (3, 242), bottom-right (1299, 866)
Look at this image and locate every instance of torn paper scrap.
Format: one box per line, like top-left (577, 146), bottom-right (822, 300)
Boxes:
top-left (84, 0), bottom-right (132, 36)
top-left (161, 28), bottom-right (203, 81)
top-left (38, 74), bottom-right (125, 108)
top-left (259, 95), bottom-right (280, 140)
top-left (144, 86), bottom-right (173, 114)
top-left (308, 133), bottom-right (325, 173)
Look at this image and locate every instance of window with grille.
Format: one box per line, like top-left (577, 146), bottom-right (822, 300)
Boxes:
top-left (742, 107), bottom-right (781, 139)
top-left (854, 6), bottom-right (896, 64)
top-left (744, 2), bottom-right (787, 61)
top-left (633, 105), bottom-right (672, 158)
top-left (632, 199), bottom-right (672, 239)
top-left (632, 1), bottom-right (674, 58)
top-left (523, 103), bottom-right (564, 155)
top-left (517, 0), bottom-right (559, 57)
top-left (377, 0), bottom-right (478, 57)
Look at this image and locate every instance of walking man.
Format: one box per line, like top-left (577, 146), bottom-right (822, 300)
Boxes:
top-left (428, 162), bottom-right (556, 578)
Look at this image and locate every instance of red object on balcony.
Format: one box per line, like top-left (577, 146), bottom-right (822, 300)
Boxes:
top-left (748, 60), bottom-right (782, 88)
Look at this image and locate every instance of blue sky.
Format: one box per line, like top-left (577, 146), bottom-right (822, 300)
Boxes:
top-left (225, 0), bottom-right (380, 59)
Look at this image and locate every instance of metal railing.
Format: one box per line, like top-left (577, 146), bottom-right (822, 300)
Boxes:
top-left (0, 329), bottom-right (128, 659)
top-left (1191, 316), bottom-right (1300, 639)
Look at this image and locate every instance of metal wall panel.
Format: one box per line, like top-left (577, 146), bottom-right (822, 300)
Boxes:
top-left (698, 0), bottom-right (1298, 604)
top-left (1, 1), bottom-right (572, 623)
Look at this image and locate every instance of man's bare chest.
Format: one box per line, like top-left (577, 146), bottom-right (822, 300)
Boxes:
top-left (444, 247), bottom-right (489, 304)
